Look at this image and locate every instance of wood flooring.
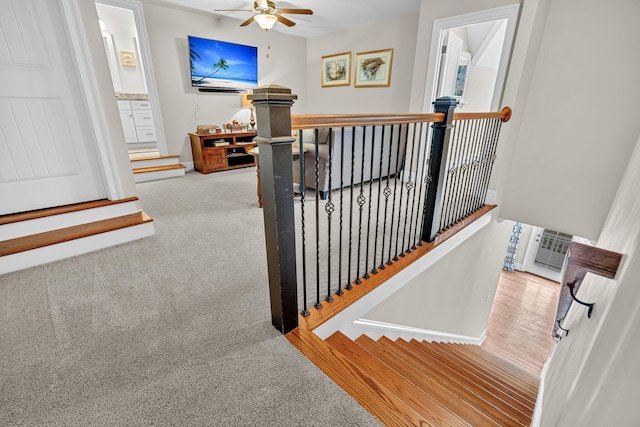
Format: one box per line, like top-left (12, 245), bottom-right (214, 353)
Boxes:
top-left (288, 270), bottom-right (560, 425)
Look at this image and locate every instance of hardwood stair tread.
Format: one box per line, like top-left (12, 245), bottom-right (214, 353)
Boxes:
top-left (0, 211), bottom-right (153, 257)
top-left (446, 343), bottom-right (539, 393)
top-left (427, 342), bottom-right (538, 404)
top-left (326, 332), bottom-right (469, 427)
top-left (0, 197), bottom-right (139, 225)
top-left (385, 338), bottom-right (532, 426)
top-left (355, 335), bottom-right (506, 427)
top-left (132, 164), bottom-right (186, 174)
top-left (286, 328), bottom-right (430, 426)
top-left (410, 339), bottom-right (535, 418)
top-left (130, 154), bottom-right (180, 162)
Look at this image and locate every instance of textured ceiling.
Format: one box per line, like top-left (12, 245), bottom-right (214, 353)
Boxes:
top-left (154, 0), bottom-right (422, 38)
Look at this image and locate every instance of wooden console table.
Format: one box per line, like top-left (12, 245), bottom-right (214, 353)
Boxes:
top-left (189, 131), bottom-right (257, 174)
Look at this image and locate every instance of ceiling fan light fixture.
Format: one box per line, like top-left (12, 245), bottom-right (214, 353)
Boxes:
top-left (254, 13), bottom-right (277, 30)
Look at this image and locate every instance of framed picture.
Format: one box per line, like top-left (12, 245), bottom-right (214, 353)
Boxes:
top-left (354, 49), bottom-right (393, 88)
top-left (454, 51), bottom-right (471, 100)
top-left (119, 50), bottom-right (136, 67)
top-left (321, 52), bottom-right (351, 87)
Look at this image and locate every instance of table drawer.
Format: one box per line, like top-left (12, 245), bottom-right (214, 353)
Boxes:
top-left (130, 100), bottom-right (152, 109)
top-left (136, 126), bottom-right (156, 142)
top-left (133, 110), bottom-right (154, 126)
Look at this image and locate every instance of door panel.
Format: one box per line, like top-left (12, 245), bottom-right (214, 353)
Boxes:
top-left (0, 0), bottom-right (106, 215)
top-left (524, 227), bottom-right (572, 282)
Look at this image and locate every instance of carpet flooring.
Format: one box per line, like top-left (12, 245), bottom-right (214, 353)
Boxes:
top-left (0, 169), bottom-right (380, 426)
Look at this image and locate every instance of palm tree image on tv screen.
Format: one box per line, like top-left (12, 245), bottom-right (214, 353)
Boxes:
top-left (188, 35), bottom-right (258, 91)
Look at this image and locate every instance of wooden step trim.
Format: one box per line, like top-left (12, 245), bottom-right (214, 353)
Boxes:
top-left (387, 338), bottom-right (531, 426)
top-left (327, 332), bottom-right (469, 426)
top-left (0, 212), bottom-right (153, 257)
top-left (132, 164), bottom-right (186, 174)
top-left (0, 197), bottom-right (139, 226)
top-left (448, 344), bottom-right (539, 394)
top-left (286, 328), bottom-right (429, 426)
top-left (299, 205), bottom-right (497, 331)
top-left (428, 342), bottom-right (538, 406)
top-left (130, 154), bottom-right (180, 162)
top-left (355, 335), bottom-right (504, 427)
top-left (406, 339), bottom-right (533, 423)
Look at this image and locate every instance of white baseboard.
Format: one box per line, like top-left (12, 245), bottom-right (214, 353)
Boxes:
top-left (313, 211), bottom-right (493, 340)
top-left (0, 222), bottom-right (155, 275)
top-left (342, 318), bottom-right (486, 345)
top-left (515, 262), bottom-right (525, 271)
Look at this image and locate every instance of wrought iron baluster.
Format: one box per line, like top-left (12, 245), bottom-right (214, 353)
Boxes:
top-left (363, 126), bottom-right (377, 279)
top-left (465, 119), bottom-right (483, 216)
top-left (346, 127), bottom-right (356, 290)
top-left (413, 123), bottom-right (429, 246)
top-left (388, 125), bottom-right (403, 265)
top-left (325, 129), bottom-right (334, 303)
top-left (337, 127), bottom-right (345, 296)
top-left (393, 125), bottom-right (409, 261)
top-left (478, 119), bottom-right (501, 206)
top-left (401, 123), bottom-right (418, 254)
top-left (438, 120), bottom-right (459, 231)
top-left (355, 127), bottom-right (367, 284)
top-left (453, 120), bottom-right (472, 223)
top-left (380, 125), bottom-right (395, 269)
top-left (472, 119), bottom-right (491, 211)
top-left (298, 129), bottom-right (309, 317)
top-left (372, 125), bottom-right (387, 274)
top-left (313, 128), bottom-right (322, 310)
top-left (408, 123), bottom-right (425, 249)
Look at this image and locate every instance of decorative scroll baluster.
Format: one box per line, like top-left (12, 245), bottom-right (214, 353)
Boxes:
top-left (394, 125), bottom-right (410, 259)
top-left (372, 125), bottom-right (387, 274)
top-left (380, 125), bottom-right (394, 270)
top-left (456, 120), bottom-right (475, 221)
top-left (408, 123), bottom-right (425, 250)
top-left (402, 123), bottom-right (419, 254)
top-left (479, 119), bottom-right (501, 206)
top-left (355, 127), bottom-right (367, 284)
top-left (363, 126), bottom-right (377, 279)
top-left (325, 129), bottom-right (334, 303)
top-left (465, 119), bottom-right (483, 217)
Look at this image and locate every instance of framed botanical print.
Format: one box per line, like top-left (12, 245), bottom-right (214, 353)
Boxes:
top-left (354, 49), bottom-right (393, 88)
top-left (321, 52), bottom-right (351, 87)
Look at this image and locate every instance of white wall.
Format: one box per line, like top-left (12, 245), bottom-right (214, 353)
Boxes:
top-left (539, 132), bottom-right (640, 426)
top-left (499, 0), bottom-right (640, 240)
top-left (140, 1), bottom-right (307, 162)
top-left (361, 220), bottom-right (513, 337)
top-left (305, 13), bottom-right (419, 114)
top-left (96, 3), bottom-right (147, 94)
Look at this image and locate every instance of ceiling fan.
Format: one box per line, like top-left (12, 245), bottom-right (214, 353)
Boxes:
top-left (215, 0), bottom-right (313, 31)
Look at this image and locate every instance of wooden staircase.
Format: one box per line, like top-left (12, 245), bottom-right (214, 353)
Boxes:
top-left (288, 329), bottom-right (539, 426)
top-left (130, 155), bottom-right (186, 183)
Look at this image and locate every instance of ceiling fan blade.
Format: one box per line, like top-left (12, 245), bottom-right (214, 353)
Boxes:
top-left (275, 14), bottom-right (296, 27)
top-left (277, 8), bottom-right (313, 15)
top-left (239, 16), bottom-right (256, 26)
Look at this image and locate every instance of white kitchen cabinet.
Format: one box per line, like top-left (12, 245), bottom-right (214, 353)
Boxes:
top-left (117, 99), bottom-right (156, 144)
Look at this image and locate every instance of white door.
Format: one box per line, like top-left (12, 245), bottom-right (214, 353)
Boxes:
top-left (437, 32), bottom-right (464, 98)
top-left (0, 0), bottom-right (107, 215)
top-left (524, 227), bottom-right (573, 282)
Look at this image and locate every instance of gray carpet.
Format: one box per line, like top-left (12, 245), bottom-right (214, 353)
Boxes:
top-left (0, 169), bottom-right (380, 426)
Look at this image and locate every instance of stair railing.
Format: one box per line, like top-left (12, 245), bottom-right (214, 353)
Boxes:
top-left (251, 85), bottom-right (511, 334)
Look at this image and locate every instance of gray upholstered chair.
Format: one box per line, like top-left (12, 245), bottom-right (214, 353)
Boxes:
top-left (293, 126), bottom-right (407, 199)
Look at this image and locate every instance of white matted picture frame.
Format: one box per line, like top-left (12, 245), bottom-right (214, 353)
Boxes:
top-left (321, 52), bottom-right (351, 87)
top-left (354, 48), bottom-right (393, 88)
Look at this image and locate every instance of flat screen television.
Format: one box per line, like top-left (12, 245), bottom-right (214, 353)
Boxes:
top-left (188, 35), bottom-right (258, 92)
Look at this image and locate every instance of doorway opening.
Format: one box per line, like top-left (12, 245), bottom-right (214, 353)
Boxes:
top-left (95, 0), bottom-right (167, 159)
top-left (422, 4), bottom-right (520, 112)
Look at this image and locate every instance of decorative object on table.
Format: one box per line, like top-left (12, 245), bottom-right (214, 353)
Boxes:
top-left (214, 0), bottom-right (313, 31)
top-left (119, 50), bottom-right (136, 67)
top-left (226, 121), bottom-right (244, 132)
top-left (241, 93), bottom-right (256, 129)
top-left (354, 48), bottom-right (393, 88)
top-left (321, 52), bottom-right (351, 87)
top-left (196, 124), bottom-right (221, 135)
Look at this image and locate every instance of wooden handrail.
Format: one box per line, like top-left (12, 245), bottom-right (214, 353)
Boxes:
top-left (291, 106), bottom-right (512, 130)
top-left (291, 113), bottom-right (444, 129)
top-left (453, 107), bottom-right (512, 122)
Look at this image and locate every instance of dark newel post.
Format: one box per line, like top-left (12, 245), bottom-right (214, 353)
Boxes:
top-left (421, 97), bottom-right (458, 243)
top-left (250, 85), bottom-right (299, 334)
